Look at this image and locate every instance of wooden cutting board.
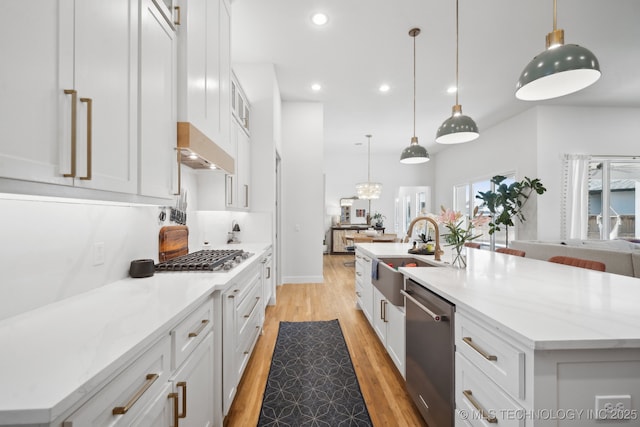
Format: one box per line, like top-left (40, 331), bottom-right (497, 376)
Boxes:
top-left (158, 225), bottom-right (189, 262)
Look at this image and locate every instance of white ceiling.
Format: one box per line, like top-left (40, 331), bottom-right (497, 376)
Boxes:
top-left (231, 0), bottom-right (640, 157)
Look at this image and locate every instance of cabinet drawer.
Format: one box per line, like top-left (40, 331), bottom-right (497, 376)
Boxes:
top-left (455, 353), bottom-right (525, 427)
top-left (456, 313), bottom-right (526, 400)
top-left (64, 335), bottom-right (171, 426)
top-left (236, 277), bottom-right (261, 337)
top-left (236, 299), bottom-right (262, 377)
top-left (172, 298), bottom-right (213, 370)
top-left (233, 269), bottom-right (261, 306)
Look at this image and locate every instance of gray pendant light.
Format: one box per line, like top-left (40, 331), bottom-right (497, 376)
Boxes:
top-left (400, 28), bottom-right (429, 164)
top-left (436, 0), bottom-right (479, 145)
top-left (516, 0), bottom-right (600, 101)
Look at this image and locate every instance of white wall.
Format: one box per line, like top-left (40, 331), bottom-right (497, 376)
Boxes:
top-left (281, 102), bottom-right (324, 283)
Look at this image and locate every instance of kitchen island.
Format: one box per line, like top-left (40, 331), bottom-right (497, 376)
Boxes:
top-left (356, 242), bottom-right (640, 426)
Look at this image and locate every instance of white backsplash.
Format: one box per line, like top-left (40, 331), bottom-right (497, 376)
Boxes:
top-left (0, 194), bottom-right (272, 321)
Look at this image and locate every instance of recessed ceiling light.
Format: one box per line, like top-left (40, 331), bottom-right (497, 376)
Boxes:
top-left (447, 86), bottom-right (457, 94)
top-left (311, 83), bottom-right (322, 92)
top-left (379, 84), bottom-right (390, 93)
top-left (311, 13), bottom-right (328, 26)
top-left (188, 153), bottom-right (198, 160)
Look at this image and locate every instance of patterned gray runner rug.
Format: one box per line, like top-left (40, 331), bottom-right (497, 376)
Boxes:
top-left (257, 319), bottom-right (373, 426)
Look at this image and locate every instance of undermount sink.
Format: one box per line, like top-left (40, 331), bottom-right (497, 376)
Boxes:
top-left (372, 257), bottom-right (436, 306)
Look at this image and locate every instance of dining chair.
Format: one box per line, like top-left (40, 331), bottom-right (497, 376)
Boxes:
top-left (495, 247), bottom-right (526, 257)
top-left (464, 242), bottom-right (481, 249)
top-left (548, 255), bottom-right (606, 272)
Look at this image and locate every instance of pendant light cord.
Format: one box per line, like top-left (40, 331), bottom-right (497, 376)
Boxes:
top-left (412, 32), bottom-right (416, 139)
top-left (455, 0), bottom-right (459, 106)
top-left (367, 135), bottom-right (371, 181)
top-left (553, 0), bottom-right (557, 31)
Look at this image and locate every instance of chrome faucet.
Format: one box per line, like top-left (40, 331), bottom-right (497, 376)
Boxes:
top-left (404, 216), bottom-right (444, 262)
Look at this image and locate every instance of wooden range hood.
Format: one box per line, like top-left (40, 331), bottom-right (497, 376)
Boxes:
top-left (177, 122), bottom-right (235, 174)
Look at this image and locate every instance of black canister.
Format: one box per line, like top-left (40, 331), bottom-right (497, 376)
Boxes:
top-left (129, 259), bottom-right (155, 278)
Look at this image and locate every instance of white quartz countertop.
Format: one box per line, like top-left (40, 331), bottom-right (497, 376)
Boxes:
top-left (357, 243), bottom-right (640, 351)
top-left (0, 243), bottom-right (270, 425)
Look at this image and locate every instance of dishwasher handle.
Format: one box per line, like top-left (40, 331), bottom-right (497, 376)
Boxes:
top-left (400, 289), bottom-right (445, 322)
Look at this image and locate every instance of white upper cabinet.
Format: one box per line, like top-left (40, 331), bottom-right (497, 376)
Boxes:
top-left (61, 0), bottom-right (138, 194)
top-left (176, 0), bottom-right (232, 156)
top-left (139, 0), bottom-right (178, 199)
top-left (0, 0), bottom-right (138, 195)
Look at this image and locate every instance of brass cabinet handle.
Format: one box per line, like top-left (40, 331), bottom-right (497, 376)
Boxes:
top-left (177, 381), bottom-right (187, 419)
top-left (356, 272), bottom-right (362, 277)
top-left (173, 147), bottom-right (181, 195)
top-left (63, 89), bottom-right (77, 177)
top-left (266, 266), bottom-right (271, 279)
top-left (380, 299), bottom-right (385, 321)
top-left (383, 300), bottom-right (388, 323)
top-left (168, 392), bottom-right (179, 426)
top-left (462, 337), bottom-right (498, 361)
top-left (356, 291), bottom-right (361, 297)
top-left (113, 373), bottom-right (159, 414)
top-left (174, 6), bottom-right (181, 25)
top-left (463, 390), bottom-right (497, 423)
top-left (244, 184), bottom-right (249, 208)
top-left (79, 97), bottom-right (92, 180)
top-left (188, 319), bottom-right (209, 338)
top-left (364, 258), bottom-right (371, 263)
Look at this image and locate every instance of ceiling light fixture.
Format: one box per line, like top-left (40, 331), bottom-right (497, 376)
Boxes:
top-left (515, 0), bottom-right (600, 100)
top-left (400, 28), bottom-right (429, 164)
top-left (436, 0), bottom-right (479, 144)
top-left (379, 84), bottom-right (390, 93)
top-left (356, 134), bottom-right (382, 199)
top-left (311, 13), bottom-right (328, 26)
top-left (311, 83), bottom-right (322, 92)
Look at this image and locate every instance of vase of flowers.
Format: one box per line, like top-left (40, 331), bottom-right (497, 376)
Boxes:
top-left (437, 206), bottom-right (490, 268)
top-left (371, 212), bottom-right (386, 228)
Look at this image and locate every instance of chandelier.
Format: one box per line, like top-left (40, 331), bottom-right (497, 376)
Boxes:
top-left (356, 134), bottom-right (382, 199)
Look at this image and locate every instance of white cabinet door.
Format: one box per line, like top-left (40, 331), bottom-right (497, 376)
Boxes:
top-left (372, 287), bottom-right (387, 344)
top-left (1, 0), bottom-right (137, 193)
top-left (176, 0), bottom-right (231, 155)
top-left (236, 123), bottom-right (251, 209)
top-left (0, 1), bottom-right (70, 186)
top-left (385, 302), bottom-right (406, 378)
top-left (171, 331), bottom-right (215, 427)
top-left (139, 0), bottom-right (178, 199)
top-left (69, 0), bottom-right (138, 194)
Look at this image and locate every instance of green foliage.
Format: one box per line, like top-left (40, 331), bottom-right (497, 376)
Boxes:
top-left (475, 175), bottom-right (547, 242)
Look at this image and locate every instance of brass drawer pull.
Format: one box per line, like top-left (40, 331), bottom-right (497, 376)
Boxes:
top-left (188, 319), bottom-right (209, 338)
top-left (462, 337), bottom-right (498, 361)
top-left (79, 97), bottom-right (92, 180)
top-left (177, 381), bottom-right (187, 419)
top-left (63, 89), bottom-right (77, 178)
top-left (463, 390), bottom-right (497, 423)
top-left (113, 373), bottom-right (159, 414)
top-left (174, 6), bottom-right (181, 25)
top-left (168, 392), bottom-right (179, 426)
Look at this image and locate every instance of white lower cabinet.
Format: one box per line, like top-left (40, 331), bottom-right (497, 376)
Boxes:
top-left (454, 310), bottom-right (528, 427)
top-left (222, 263), bottom-right (263, 415)
top-left (63, 297), bottom-right (217, 427)
top-left (355, 250), bottom-right (373, 322)
top-left (372, 286), bottom-right (405, 377)
top-left (169, 331), bottom-right (215, 427)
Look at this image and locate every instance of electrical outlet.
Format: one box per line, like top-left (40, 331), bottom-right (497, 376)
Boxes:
top-left (93, 242), bottom-right (105, 266)
top-left (595, 395), bottom-right (632, 420)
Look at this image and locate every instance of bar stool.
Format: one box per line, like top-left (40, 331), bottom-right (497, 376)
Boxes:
top-left (548, 256), bottom-right (605, 271)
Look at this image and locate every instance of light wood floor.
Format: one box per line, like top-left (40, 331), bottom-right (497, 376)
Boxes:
top-left (224, 254), bottom-right (427, 427)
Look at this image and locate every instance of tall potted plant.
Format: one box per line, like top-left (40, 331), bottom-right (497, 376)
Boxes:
top-left (476, 175), bottom-right (547, 247)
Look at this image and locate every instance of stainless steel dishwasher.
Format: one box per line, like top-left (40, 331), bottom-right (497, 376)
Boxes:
top-left (401, 278), bottom-right (455, 427)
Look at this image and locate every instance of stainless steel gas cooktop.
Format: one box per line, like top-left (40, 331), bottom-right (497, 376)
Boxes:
top-left (155, 249), bottom-right (253, 272)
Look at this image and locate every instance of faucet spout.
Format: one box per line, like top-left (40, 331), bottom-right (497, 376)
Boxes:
top-left (404, 216), bottom-right (444, 262)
